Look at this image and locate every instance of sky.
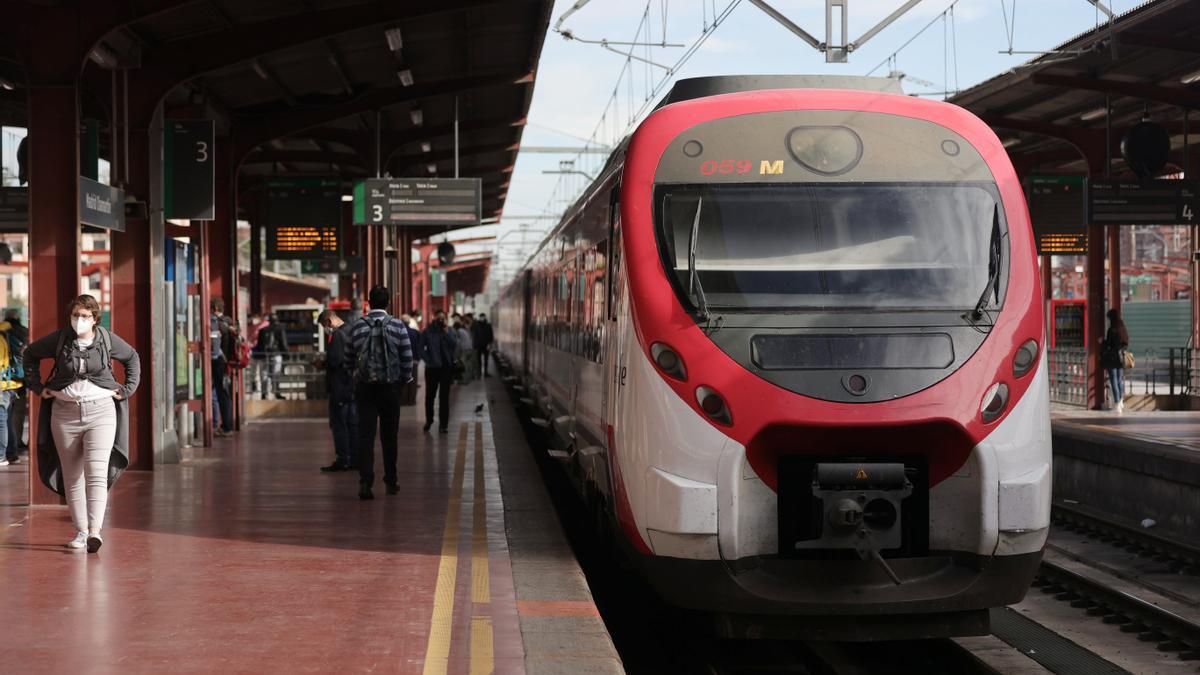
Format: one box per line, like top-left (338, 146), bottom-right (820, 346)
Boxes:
top-left (470, 0), bottom-right (1139, 288)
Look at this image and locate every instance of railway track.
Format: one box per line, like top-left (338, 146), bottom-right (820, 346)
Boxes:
top-left (1051, 501), bottom-right (1200, 576)
top-left (1034, 559), bottom-right (1200, 661)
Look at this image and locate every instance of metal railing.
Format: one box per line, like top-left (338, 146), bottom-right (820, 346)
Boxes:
top-left (1048, 346), bottom-right (1196, 407)
top-left (246, 351), bottom-right (327, 401)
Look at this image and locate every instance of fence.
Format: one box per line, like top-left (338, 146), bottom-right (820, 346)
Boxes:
top-left (246, 352), bottom-right (327, 401)
top-left (1048, 346), bottom-right (1196, 407)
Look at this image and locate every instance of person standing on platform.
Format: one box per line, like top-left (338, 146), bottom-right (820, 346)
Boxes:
top-left (0, 309), bottom-right (28, 464)
top-left (399, 314), bottom-right (422, 407)
top-left (345, 285), bottom-right (413, 500)
top-left (454, 318), bottom-right (474, 383)
top-left (1100, 308), bottom-right (1131, 414)
top-left (471, 313), bottom-right (494, 378)
top-left (210, 299), bottom-right (234, 436)
top-left (256, 312), bottom-right (289, 400)
top-left (421, 310), bottom-right (458, 433)
top-left (318, 310), bottom-right (358, 472)
top-left (24, 294), bottom-right (140, 553)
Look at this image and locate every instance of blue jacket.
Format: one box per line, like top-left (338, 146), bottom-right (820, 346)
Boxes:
top-left (421, 324), bottom-right (458, 369)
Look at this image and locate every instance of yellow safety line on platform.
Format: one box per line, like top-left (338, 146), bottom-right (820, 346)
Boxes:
top-left (470, 616), bottom-right (494, 675)
top-left (422, 423), bottom-right (469, 675)
top-left (471, 421), bottom-right (490, 605)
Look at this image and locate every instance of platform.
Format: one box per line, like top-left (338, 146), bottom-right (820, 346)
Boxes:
top-left (1052, 411), bottom-right (1200, 543)
top-left (0, 379), bottom-right (621, 674)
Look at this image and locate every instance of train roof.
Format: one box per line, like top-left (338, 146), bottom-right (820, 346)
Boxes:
top-left (653, 75), bottom-right (904, 110)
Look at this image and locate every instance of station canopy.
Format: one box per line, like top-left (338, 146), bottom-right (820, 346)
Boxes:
top-left (949, 0), bottom-right (1200, 176)
top-left (0, 0), bottom-right (554, 236)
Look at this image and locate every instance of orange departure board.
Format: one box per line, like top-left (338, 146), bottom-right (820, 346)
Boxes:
top-left (266, 224), bottom-right (340, 260)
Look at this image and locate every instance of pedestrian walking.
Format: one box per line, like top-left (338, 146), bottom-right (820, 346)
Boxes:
top-left (421, 310), bottom-right (458, 433)
top-left (471, 313), bottom-right (494, 378)
top-left (1100, 308), bottom-right (1131, 414)
top-left (210, 299), bottom-right (234, 436)
top-left (318, 310), bottom-right (358, 472)
top-left (345, 285), bottom-right (413, 500)
top-left (23, 294), bottom-right (140, 553)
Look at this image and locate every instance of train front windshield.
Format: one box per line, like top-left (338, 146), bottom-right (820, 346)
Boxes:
top-left (656, 183), bottom-right (1006, 312)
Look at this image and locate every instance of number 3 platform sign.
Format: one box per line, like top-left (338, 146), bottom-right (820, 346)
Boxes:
top-left (164, 119), bottom-right (215, 220)
top-left (352, 178), bottom-right (481, 227)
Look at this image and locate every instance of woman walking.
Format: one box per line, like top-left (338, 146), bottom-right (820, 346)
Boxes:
top-left (24, 295), bottom-right (140, 553)
top-left (1100, 308), bottom-right (1130, 414)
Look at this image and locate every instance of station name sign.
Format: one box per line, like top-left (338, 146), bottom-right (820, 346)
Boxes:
top-left (79, 176), bottom-right (125, 232)
top-left (1088, 179), bottom-right (1199, 226)
top-left (353, 178), bottom-right (481, 227)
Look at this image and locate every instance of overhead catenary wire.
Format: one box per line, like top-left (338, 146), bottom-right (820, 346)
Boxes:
top-left (865, 0), bottom-right (963, 78)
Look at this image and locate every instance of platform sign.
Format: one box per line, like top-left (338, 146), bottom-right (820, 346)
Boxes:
top-left (164, 120), bottom-right (215, 220)
top-left (1088, 179), bottom-right (1200, 226)
top-left (430, 268), bottom-right (447, 297)
top-left (1027, 175), bottom-right (1087, 255)
top-left (266, 224), bottom-right (340, 260)
top-left (301, 257), bottom-right (364, 274)
top-left (79, 176), bottom-right (125, 232)
top-left (266, 177), bottom-right (341, 227)
top-left (353, 178), bottom-right (481, 227)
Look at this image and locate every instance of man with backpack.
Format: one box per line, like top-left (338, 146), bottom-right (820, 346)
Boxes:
top-left (345, 285), bottom-right (413, 500)
top-left (471, 313), bottom-right (494, 378)
top-left (254, 312), bottom-right (289, 400)
top-left (210, 299), bottom-right (235, 437)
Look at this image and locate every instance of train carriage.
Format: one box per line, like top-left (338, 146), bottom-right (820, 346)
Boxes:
top-left (495, 75), bottom-right (1049, 640)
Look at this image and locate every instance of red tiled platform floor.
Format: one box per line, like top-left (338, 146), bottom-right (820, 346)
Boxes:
top-left (0, 388), bottom-right (528, 674)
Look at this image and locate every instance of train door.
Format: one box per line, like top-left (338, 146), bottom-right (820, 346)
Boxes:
top-left (601, 187), bottom-right (622, 453)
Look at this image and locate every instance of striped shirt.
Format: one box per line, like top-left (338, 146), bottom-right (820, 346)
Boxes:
top-left (344, 310), bottom-right (414, 383)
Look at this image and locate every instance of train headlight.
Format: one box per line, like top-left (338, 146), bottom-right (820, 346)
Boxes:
top-left (786, 126), bottom-right (863, 176)
top-left (696, 386), bottom-right (732, 426)
top-left (1012, 339), bottom-right (1039, 378)
top-left (651, 342), bottom-right (687, 381)
top-left (980, 382), bottom-right (1010, 424)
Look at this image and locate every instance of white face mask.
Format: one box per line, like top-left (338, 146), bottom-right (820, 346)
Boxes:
top-left (72, 317), bottom-right (94, 335)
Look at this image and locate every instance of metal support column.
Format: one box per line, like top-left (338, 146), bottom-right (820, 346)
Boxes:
top-left (27, 83), bottom-right (81, 504)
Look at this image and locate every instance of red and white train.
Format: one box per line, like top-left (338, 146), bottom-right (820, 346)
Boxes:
top-left (494, 76), bottom-right (1049, 640)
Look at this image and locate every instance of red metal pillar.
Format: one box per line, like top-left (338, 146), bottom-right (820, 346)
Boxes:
top-left (198, 215), bottom-right (214, 448)
top-left (249, 219), bottom-right (263, 315)
top-left (209, 138), bottom-right (237, 432)
top-left (1108, 225), bottom-right (1121, 313)
top-left (111, 127), bottom-right (154, 471)
top-left (27, 84), bottom-right (81, 504)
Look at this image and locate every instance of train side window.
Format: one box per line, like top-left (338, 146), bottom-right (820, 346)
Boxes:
top-left (607, 188), bottom-right (621, 321)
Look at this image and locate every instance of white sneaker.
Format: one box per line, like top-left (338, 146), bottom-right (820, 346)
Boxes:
top-left (0, 458), bottom-right (8, 466)
top-left (65, 531), bottom-right (87, 549)
top-left (87, 532), bottom-right (103, 553)
top-left (1116, 401), bottom-right (1124, 414)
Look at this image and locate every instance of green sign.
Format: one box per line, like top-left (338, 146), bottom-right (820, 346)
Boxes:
top-left (430, 269), bottom-right (447, 297)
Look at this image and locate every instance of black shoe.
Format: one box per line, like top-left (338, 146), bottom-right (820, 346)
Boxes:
top-left (321, 462), bottom-right (349, 472)
top-left (274, 394), bottom-right (285, 400)
top-left (423, 421), bottom-right (433, 432)
top-left (439, 427), bottom-right (449, 434)
top-left (385, 484), bottom-right (399, 495)
top-left (358, 485), bottom-right (374, 500)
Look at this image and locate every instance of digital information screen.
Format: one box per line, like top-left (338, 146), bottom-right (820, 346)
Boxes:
top-left (1027, 175), bottom-right (1088, 255)
top-left (266, 178), bottom-right (342, 227)
top-left (266, 224), bottom-right (340, 260)
top-left (1088, 179), bottom-right (1199, 226)
top-left (353, 178), bottom-right (481, 227)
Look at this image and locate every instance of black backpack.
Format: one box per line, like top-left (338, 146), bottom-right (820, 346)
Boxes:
top-left (355, 318), bottom-right (403, 384)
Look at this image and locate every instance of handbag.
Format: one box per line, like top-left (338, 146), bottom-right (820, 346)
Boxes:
top-left (1122, 349), bottom-right (1135, 369)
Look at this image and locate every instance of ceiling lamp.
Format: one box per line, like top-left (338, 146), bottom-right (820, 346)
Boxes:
top-left (1181, 68), bottom-right (1200, 85)
top-left (397, 69), bottom-right (414, 87)
top-left (385, 27), bottom-right (403, 52)
top-left (426, 163), bottom-right (437, 174)
top-left (410, 109), bottom-right (424, 126)
top-left (421, 141), bottom-right (432, 153)
top-left (1079, 107), bottom-right (1108, 121)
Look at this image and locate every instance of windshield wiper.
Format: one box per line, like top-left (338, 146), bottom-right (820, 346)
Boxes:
top-left (687, 197), bottom-right (710, 321)
top-left (970, 205), bottom-right (1004, 321)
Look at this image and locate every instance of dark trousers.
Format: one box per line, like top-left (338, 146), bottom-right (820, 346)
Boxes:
top-left (477, 346), bottom-right (491, 376)
top-left (356, 382), bottom-right (401, 488)
top-left (424, 366), bottom-right (454, 429)
top-left (212, 359), bottom-right (233, 432)
top-left (6, 390), bottom-right (24, 460)
top-left (329, 398), bottom-right (359, 467)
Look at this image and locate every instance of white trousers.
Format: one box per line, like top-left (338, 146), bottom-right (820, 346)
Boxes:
top-left (51, 397), bottom-right (117, 532)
